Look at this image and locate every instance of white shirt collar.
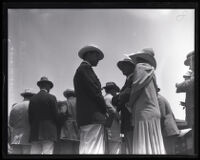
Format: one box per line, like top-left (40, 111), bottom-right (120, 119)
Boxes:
top-left (41, 89), bottom-right (48, 92)
top-left (82, 60), bottom-right (92, 66)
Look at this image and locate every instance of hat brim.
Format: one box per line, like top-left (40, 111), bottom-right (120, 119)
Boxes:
top-left (78, 46), bottom-right (104, 60)
top-left (37, 80), bottom-right (53, 89)
top-left (63, 91), bottom-right (75, 97)
top-left (21, 92), bottom-right (35, 97)
top-left (117, 60), bottom-right (135, 71)
top-left (102, 85), bottom-right (120, 92)
top-left (129, 53), bottom-right (157, 69)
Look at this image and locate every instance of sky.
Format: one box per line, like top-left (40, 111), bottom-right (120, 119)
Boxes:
top-left (8, 9), bottom-right (194, 120)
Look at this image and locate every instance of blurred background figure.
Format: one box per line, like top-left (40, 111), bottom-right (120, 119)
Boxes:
top-left (29, 77), bottom-right (58, 155)
top-left (58, 89), bottom-right (79, 154)
top-left (112, 58), bottom-right (135, 154)
top-left (9, 89), bottom-right (35, 154)
top-left (180, 71), bottom-right (192, 109)
top-left (157, 88), bottom-right (180, 154)
top-left (176, 51), bottom-right (194, 154)
top-left (103, 82), bottom-right (121, 154)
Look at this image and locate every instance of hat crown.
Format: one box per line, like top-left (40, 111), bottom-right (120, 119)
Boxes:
top-left (21, 88), bottom-right (35, 96)
top-left (39, 76), bottom-right (49, 81)
top-left (106, 82), bottom-right (116, 87)
top-left (78, 45), bottom-right (104, 60)
top-left (22, 88), bottom-right (33, 93)
top-left (139, 48), bottom-right (155, 57)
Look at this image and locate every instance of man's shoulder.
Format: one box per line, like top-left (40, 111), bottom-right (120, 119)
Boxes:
top-left (33, 91), bottom-right (56, 100)
top-left (78, 62), bottom-right (91, 70)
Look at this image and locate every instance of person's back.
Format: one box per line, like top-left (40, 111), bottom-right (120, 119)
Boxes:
top-left (157, 93), bottom-right (180, 154)
top-left (9, 101), bottom-right (30, 145)
top-left (29, 91), bottom-right (57, 122)
top-left (28, 76), bottom-right (57, 155)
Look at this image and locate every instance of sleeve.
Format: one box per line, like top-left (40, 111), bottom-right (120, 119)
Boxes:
top-left (118, 87), bottom-right (132, 105)
top-left (79, 66), bottom-right (106, 112)
top-left (176, 77), bottom-right (194, 93)
top-left (128, 63), bottom-right (154, 109)
top-left (51, 96), bottom-right (59, 124)
top-left (9, 109), bottom-right (15, 127)
top-left (131, 63), bottom-right (154, 93)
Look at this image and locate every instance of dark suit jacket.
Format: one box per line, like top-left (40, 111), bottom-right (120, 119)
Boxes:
top-left (28, 90), bottom-right (58, 142)
top-left (73, 61), bottom-right (106, 127)
top-left (112, 74), bottom-right (134, 133)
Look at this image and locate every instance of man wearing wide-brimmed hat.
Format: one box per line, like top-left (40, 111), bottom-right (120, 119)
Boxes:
top-left (73, 45), bottom-right (107, 154)
top-left (9, 89), bottom-right (35, 154)
top-left (28, 76), bottom-right (58, 155)
top-left (126, 48), bottom-right (166, 154)
top-left (102, 82), bottom-right (121, 154)
top-left (111, 58), bottom-right (136, 154)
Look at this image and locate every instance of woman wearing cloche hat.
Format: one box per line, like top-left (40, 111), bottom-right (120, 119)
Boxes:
top-left (126, 48), bottom-right (166, 154)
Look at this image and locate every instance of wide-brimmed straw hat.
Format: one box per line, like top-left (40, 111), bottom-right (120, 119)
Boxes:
top-left (37, 76), bottom-right (54, 89)
top-left (117, 58), bottom-right (135, 71)
top-left (102, 82), bottom-right (120, 92)
top-left (184, 51), bottom-right (194, 66)
top-left (128, 48), bottom-right (157, 69)
top-left (21, 88), bottom-right (35, 97)
top-left (63, 89), bottom-right (75, 98)
top-left (78, 45), bottom-right (104, 60)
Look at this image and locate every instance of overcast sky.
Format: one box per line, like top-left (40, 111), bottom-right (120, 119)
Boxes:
top-left (8, 9), bottom-right (194, 119)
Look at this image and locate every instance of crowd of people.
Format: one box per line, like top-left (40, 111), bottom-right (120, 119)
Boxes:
top-left (8, 45), bottom-right (194, 155)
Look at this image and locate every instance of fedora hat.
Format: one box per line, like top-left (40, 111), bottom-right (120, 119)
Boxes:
top-left (117, 58), bottom-right (136, 71)
top-left (63, 89), bottom-right (75, 98)
top-left (128, 48), bottom-right (157, 69)
top-left (78, 45), bottom-right (104, 60)
top-left (21, 88), bottom-right (35, 97)
top-left (184, 51), bottom-right (194, 66)
top-left (102, 82), bottom-right (120, 92)
top-left (37, 76), bottom-right (54, 89)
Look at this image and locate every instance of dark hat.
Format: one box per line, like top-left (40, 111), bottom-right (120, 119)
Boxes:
top-left (117, 58), bottom-right (135, 71)
top-left (78, 45), bottom-right (104, 60)
top-left (128, 48), bottom-right (157, 69)
top-left (102, 82), bottom-right (120, 92)
top-left (184, 51), bottom-right (194, 66)
top-left (21, 88), bottom-right (35, 97)
top-left (37, 76), bottom-right (53, 89)
top-left (63, 89), bottom-right (75, 98)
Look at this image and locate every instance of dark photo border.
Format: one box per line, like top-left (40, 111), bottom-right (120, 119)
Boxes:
top-left (2, 1), bottom-right (199, 159)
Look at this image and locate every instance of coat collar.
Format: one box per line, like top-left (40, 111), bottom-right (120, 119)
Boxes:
top-left (82, 60), bottom-right (92, 66)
